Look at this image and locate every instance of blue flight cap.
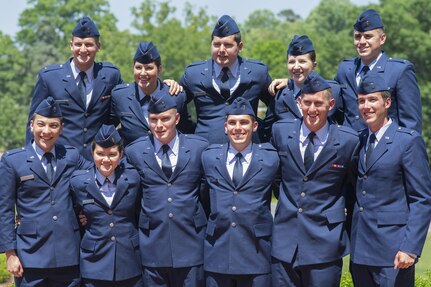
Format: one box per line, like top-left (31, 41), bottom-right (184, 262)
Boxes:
top-left (354, 9), bottom-right (384, 32)
top-left (95, 125), bottom-right (122, 148)
top-left (148, 93), bottom-right (177, 114)
top-left (212, 15), bottom-right (240, 37)
top-left (134, 42), bottom-right (160, 64)
top-left (357, 74), bottom-right (390, 94)
top-left (301, 72), bottom-right (331, 94)
top-left (288, 35), bottom-right (315, 56)
top-left (35, 96), bottom-right (62, 118)
top-left (72, 16), bottom-right (100, 38)
top-left (226, 97), bottom-right (255, 118)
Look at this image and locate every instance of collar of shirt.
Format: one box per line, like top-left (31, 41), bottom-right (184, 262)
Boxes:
top-left (138, 80), bottom-right (160, 101)
top-left (154, 132), bottom-right (179, 157)
top-left (300, 121), bottom-right (330, 146)
top-left (70, 60), bottom-right (94, 83)
top-left (358, 52), bottom-right (383, 75)
top-left (227, 143), bottom-right (252, 165)
top-left (293, 83), bottom-right (301, 98)
top-left (32, 141), bottom-right (56, 162)
top-left (368, 118), bottom-right (392, 145)
top-left (95, 169), bottom-right (116, 186)
top-left (214, 58), bottom-right (240, 80)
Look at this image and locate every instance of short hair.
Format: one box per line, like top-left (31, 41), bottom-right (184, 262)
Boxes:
top-left (211, 32), bottom-right (242, 45)
top-left (287, 51), bottom-right (316, 62)
top-left (381, 90), bottom-right (391, 101)
top-left (91, 139), bottom-right (124, 153)
top-left (134, 57), bottom-right (162, 69)
top-left (31, 113), bottom-right (64, 125)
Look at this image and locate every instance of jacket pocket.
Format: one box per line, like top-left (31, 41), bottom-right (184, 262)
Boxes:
top-left (16, 221), bottom-right (37, 236)
top-left (325, 207), bottom-right (346, 224)
top-left (377, 211), bottom-right (408, 226)
top-left (253, 222), bottom-right (273, 238)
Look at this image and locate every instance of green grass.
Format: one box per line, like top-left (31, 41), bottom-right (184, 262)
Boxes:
top-left (0, 256), bottom-right (11, 285)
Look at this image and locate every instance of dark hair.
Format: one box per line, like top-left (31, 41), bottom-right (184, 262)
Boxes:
top-left (211, 32), bottom-right (242, 45)
top-left (287, 51), bottom-right (316, 62)
top-left (381, 90), bottom-right (391, 101)
top-left (134, 57), bottom-right (162, 69)
top-left (91, 140), bottom-right (124, 153)
top-left (31, 113), bottom-right (64, 124)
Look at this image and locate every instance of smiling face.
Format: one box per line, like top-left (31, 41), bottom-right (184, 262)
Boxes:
top-left (92, 144), bottom-right (122, 177)
top-left (224, 114), bottom-right (258, 152)
top-left (354, 29), bottom-right (386, 65)
top-left (30, 114), bottom-right (63, 153)
top-left (358, 92), bottom-right (391, 132)
top-left (211, 35), bottom-right (242, 68)
top-left (133, 61), bottom-right (161, 95)
top-left (287, 53), bottom-right (316, 88)
top-left (299, 90), bottom-right (334, 132)
top-left (70, 36), bottom-right (100, 71)
top-left (149, 108), bottom-right (180, 145)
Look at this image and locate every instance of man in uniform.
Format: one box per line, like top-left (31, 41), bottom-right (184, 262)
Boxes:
top-left (0, 97), bottom-right (90, 286)
top-left (270, 72), bottom-right (359, 286)
top-left (125, 93), bottom-right (208, 287)
top-left (335, 9), bottom-right (421, 132)
top-left (202, 97), bottom-right (279, 287)
top-left (349, 74), bottom-right (431, 286)
top-left (180, 15), bottom-right (273, 144)
top-left (27, 16), bottom-right (122, 160)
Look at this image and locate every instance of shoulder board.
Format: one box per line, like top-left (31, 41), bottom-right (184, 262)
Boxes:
top-left (40, 63), bottom-right (63, 73)
top-left (186, 60), bottom-right (208, 68)
top-left (396, 126), bottom-right (416, 135)
top-left (128, 136), bottom-right (150, 147)
top-left (97, 61), bottom-right (119, 69)
top-left (341, 57), bottom-right (356, 63)
top-left (336, 125), bottom-right (359, 136)
top-left (72, 169), bottom-right (90, 178)
top-left (4, 147), bottom-right (26, 157)
top-left (387, 58), bottom-right (410, 64)
top-left (205, 143), bottom-right (225, 151)
top-left (256, 142), bottom-right (276, 151)
top-left (183, 134), bottom-right (209, 143)
top-left (243, 58), bottom-right (265, 66)
top-left (274, 118), bottom-right (298, 125)
top-left (113, 83), bottom-right (132, 91)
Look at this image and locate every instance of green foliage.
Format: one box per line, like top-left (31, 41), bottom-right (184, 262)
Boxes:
top-left (0, 256), bottom-right (11, 285)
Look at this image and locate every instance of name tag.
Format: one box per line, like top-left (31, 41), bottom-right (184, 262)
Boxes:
top-left (20, 174), bottom-right (35, 182)
top-left (193, 92), bottom-right (206, 97)
top-left (82, 199), bottom-right (95, 205)
top-left (278, 151), bottom-right (288, 156)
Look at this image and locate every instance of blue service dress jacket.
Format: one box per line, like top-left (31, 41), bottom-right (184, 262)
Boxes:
top-left (125, 133), bottom-right (209, 268)
top-left (70, 162), bottom-right (142, 281)
top-left (270, 118), bottom-right (359, 266)
top-left (0, 144), bottom-right (90, 268)
top-left (335, 52), bottom-right (422, 132)
top-left (350, 122), bottom-right (431, 266)
top-left (27, 58), bottom-right (122, 159)
top-left (201, 143), bottom-right (279, 274)
top-left (180, 57), bottom-right (272, 144)
top-left (111, 79), bottom-right (196, 146)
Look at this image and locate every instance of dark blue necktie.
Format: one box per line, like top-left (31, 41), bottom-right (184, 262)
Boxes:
top-left (161, 144), bottom-right (172, 179)
top-left (44, 152), bottom-right (54, 182)
top-left (78, 71), bottom-right (87, 106)
top-left (366, 133), bottom-right (376, 167)
top-left (220, 67), bottom-right (230, 99)
top-left (358, 65), bottom-right (369, 85)
top-left (304, 132), bottom-right (315, 172)
top-left (232, 152), bottom-right (243, 187)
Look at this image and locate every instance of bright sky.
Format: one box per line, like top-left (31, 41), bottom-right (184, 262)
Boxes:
top-left (0, 0), bottom-right (377, 37)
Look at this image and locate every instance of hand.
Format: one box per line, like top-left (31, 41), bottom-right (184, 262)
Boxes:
top-left (163, 79), bottom-right (183, 95)
top-left (79, 211), bottom-right (88, 226)
top-left (268, 78), bottom-right (288, 96)
top-left (6, 250), bottom-right (24, 277)
top-left (394, 251), bottom-right (416, 269)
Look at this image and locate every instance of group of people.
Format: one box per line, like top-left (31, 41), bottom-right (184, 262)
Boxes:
top-left (0, 7), bottom-right (430, 287)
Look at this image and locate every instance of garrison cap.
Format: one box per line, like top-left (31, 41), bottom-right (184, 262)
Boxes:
top-left (134, 42), bottom-right (160, 64)
top-left (302, 72), bottom-right (331, 94)
top-left (212, 15), bottom-right (240, 37)
top-left (226, 97), bottom-right (255, 117)
top-left (148, 92), bottom-right (177, 114)
top-left (288, 35), bottom-right (315, 56)
top-left (35, 96), bottom-right (62, 118)
top-left (72, 16), bottom-right (100, 38)
top-left (95, 125), bottom-right (122, 148)
top-left (354, 9), bottom-right (384, 32)
top-left (357, 74), bottom-right (390, 94)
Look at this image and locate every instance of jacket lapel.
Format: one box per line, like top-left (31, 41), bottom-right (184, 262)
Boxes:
top-left (231, 57), bottom-right (251, 102)
top-left (170, 134), bottom-right (190, 181)
top-left (128, 83), bottom-right (150, 129)
top-left (142, 137), bottom-right (167, 180)
top-left (366, 122), bottom-right (395, 171)
top-left (214, 145), bottom-right (234, 188)
top-left (110, 166), bottom-right (129, 208)
top-left (51, 144), bottom-right (67, 184)
top-left (88, 63), bottom-right (107, 110)
top-left (286, 122), bottom-right (306, 173)
top-left (236, 144), bottom-right (262, 189)
top-left (83, 169), bottom-right (110, 208)
top-left (358, 130), bottom-right (368, 173)
top-left (61, 59), bottom-right (86, 110)
top-left (307, 124), bottom-right (339, 175)
top-left (26, 144), bottom-right (50, 184)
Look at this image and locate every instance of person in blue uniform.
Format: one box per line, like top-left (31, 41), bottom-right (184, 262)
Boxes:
top-left (0, 97), bottom-right (90, 287)
top-left (265, 35), bottom-right (343, 124)
top-left (70, 125), bottom-right (143, 287)
top-left (26, 16), bottom-right (122, 160)
top-left (180, 15), bottom-right (273, 144)
top-left (270, 72), bottom-right (359, 287)
top-left (335, 9), bottom-right (422, 133)
top-left (111, 41), bottom-right (194, 146)
top-left (202, 97), bottom-right (279, 287)
top-left (349, 74), bottom-right (431, 287)
top-left (125, 92), bottom-right (209, 287)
